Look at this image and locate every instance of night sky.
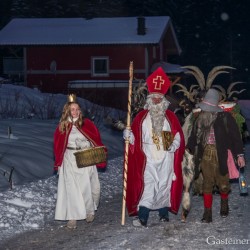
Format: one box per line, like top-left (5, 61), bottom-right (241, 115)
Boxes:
top-left (0, 0), bottom-right (250, 97)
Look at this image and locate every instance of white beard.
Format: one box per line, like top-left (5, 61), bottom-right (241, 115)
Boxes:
top-left (150, 105), bottom-right (165, 136)
top-left (145, 97), bottom-right (169, 136)
top-left (147, 100), bottom-right (167, 136)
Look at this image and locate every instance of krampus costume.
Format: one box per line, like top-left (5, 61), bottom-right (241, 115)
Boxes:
top-left (186, 89), bottom-right (245, 222)
top-left (124, 67), bottom-right (185, 227)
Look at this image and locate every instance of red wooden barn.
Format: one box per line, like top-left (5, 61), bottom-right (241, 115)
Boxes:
top-left (0, 16), bottom-right (183, 110)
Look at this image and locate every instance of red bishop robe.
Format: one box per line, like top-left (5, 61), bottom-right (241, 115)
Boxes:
top-left (54, 118), bottom-right (107, 170)
top-left (126, 110), bottom-right (185, 215)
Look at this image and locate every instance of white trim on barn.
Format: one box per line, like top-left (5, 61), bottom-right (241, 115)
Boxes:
top-left (68, 80), bottom-right (129, 88)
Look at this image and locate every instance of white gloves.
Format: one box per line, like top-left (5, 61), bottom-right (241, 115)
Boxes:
top-left (167, 132), bottom-right (181, 153)
top-left (168, 144), bottom-right (177, 153)
top-left (123, 128), bottom-right (135, 145)
top-left (123, 128), bottom-right (131, 138)
top-left (75, 138), bottom-right (91, 149)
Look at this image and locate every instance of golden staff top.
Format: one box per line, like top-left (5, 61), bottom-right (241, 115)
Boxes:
top-left (121, 61), bottom-right (133, 226)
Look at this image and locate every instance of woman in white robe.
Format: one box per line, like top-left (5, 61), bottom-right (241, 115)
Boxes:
top-left (54, 95), bottom-right (106, 229)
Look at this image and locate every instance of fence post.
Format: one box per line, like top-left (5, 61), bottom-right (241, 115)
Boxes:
top-left (8, 126), bottom-right (12, 139)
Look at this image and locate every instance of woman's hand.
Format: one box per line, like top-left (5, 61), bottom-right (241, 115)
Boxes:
top-left (237, 155), bottom-right (245, 168)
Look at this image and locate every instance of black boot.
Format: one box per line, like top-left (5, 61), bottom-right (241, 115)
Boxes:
top-left (220, 199), bottom-right (229, 218)
top-left (134, 206), bottom-right (149, 227)
top-left (159, 207), bottom-right (169, 222)
top-left (201, 208), bottom-right (212, 223)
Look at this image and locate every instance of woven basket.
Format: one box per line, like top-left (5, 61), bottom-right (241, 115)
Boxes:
top-left (74, 146), bottom-right (106, 168)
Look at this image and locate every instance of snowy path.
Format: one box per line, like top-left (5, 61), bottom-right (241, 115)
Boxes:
top-left (1, 152), bottom-right (250, 250)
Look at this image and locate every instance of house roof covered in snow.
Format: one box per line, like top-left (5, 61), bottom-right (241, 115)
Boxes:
top-left (151, 61), bottom-right (186, 74)
top-left (0, 16), bottom-right (181, 54)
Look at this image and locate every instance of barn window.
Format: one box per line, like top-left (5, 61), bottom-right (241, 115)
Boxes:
top-left (92, 57), bottom-right (109, 77)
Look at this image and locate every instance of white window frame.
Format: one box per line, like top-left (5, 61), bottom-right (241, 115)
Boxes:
top-left (91, 57), bottom-right (109, 77)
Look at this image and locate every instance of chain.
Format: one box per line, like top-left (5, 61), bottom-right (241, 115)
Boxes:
top-left (152, 131), bottom-right (160, 150)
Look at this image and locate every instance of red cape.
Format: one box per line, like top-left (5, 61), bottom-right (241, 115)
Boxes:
top-left (125, 110), bottom-right (185, 216)
top-left (54, 118), bottom-right (107, 170)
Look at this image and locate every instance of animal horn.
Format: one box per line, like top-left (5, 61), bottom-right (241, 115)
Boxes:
top-left (181, 66), bottom-right (206, 90)
top-left (175, 83), bottom-right (188, 91)
top-left (179, 99), bottom-right (186, 107)
top-left (227, 81), bottom-right (245, 95)
top-left (176, 89), bottom-right (190, 98)
top-left (206, 66), bottom-right (235, 89)
top-left (228, 89), bottom-right (246, 99)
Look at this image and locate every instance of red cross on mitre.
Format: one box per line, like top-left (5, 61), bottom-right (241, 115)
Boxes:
top-left (153, 75), bottom-right (165, 90)
top-left (146, 67), bottom-right (171, 95)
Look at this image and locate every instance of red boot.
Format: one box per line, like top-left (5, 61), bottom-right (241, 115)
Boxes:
top-left (201, 193), bottom-right (212, 223)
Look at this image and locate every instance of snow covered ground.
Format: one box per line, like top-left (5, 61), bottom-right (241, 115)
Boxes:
top-left (0, 84), bottom-right (249, 249)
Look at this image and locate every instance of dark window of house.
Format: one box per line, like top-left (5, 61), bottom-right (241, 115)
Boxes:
top-left (92, 57), bottom-right (109, 76)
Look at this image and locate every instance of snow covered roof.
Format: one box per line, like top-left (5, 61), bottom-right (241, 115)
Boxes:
top-left (0, 16), bottom-right (180, 52)
top-left (151, 62), bottom-right (186, 74)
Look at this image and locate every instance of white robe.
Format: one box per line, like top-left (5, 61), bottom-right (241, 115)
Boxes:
top-left (55, 125), bottom-right (100, 220)
top-left (138, 113), bottom-right (180, 210)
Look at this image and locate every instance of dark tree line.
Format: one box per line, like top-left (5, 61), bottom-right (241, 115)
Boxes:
top-left (0, 0), bottom-right (250, 97)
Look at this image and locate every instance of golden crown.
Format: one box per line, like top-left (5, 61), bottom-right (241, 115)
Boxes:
top-left (67, 94), bottom-right (77, 103)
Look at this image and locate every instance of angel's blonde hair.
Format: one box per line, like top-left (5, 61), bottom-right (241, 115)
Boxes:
top-left (59, 102), bottom-right (83, 133)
